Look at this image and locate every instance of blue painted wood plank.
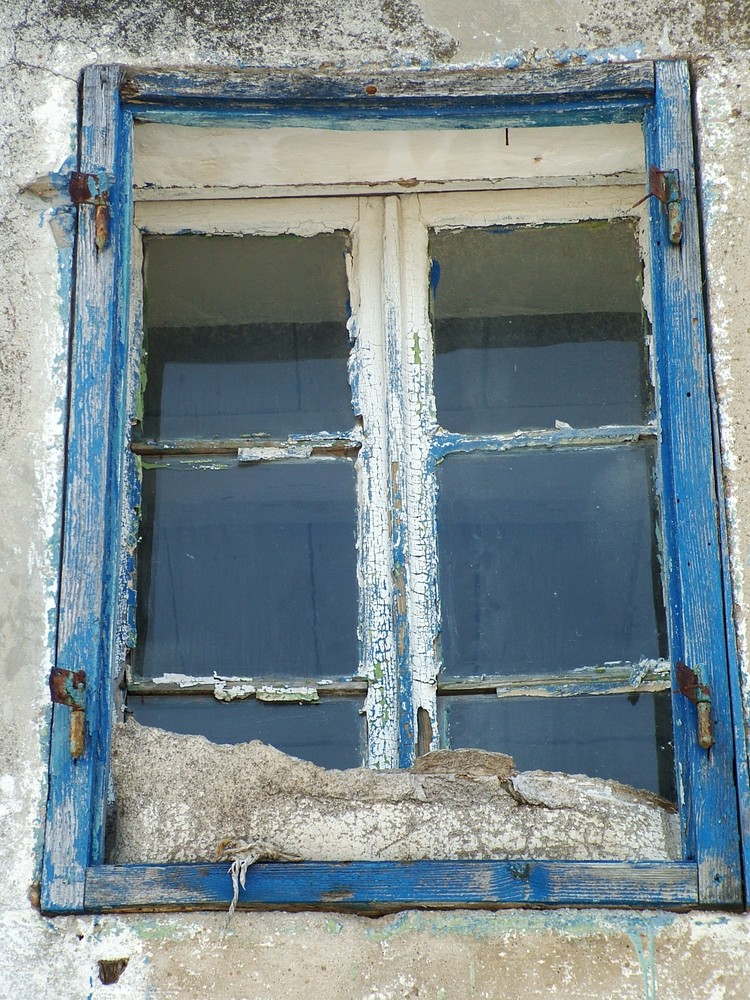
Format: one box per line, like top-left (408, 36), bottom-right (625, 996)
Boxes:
top-left (41, 65), bottom-right (129, 913)
top-left (431, 424), bottom-right (654, 462)
top-left (85, 860), bottom-right (697, 911)
top-left (121, 64), bottom-right (653, 129)
top-left (645, 61), bottom-right (743, 905)
top-left (122, 63), bottom-right (654, 107)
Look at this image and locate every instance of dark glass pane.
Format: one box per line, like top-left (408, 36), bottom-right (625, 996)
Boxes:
top-left (430, 222), bottom-right (649, 432)
top-left (142, 233), bottom-right (352, 438)
top-left (439, 692), bottom-right (675, 800)
top-left (130, 695), bottom-right (364, 768)
top-left (134, 460), bottom-right (358, 679)
top-left (437, 446), bottom-right (666, 677)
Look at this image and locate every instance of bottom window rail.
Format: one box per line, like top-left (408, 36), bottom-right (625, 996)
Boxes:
top-left (83, 860), bottom-right (700, 913)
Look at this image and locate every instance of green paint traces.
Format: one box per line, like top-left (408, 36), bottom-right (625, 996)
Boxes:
top-left (628, 929), bottom-right (657, 1000)
top-left (412, 331), bottom-right (422, 366)
top-left (365, 909), bottom-right (677, 943)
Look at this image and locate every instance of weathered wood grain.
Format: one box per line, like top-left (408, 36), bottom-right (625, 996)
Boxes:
top-left (85, 860), bottom-right (697, 911)
top-left (42, 66), bottom-right (131, 913)
top-left (645, 61), bottom-right (742, 905)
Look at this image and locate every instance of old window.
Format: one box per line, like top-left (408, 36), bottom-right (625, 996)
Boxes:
top-left (43, 62), bottom-right (749, 912)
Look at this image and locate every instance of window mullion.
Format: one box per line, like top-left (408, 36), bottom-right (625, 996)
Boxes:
top-left (397, 196), bottom-right (440, 759)
top-left (379, 195), bottom-right (417, 767)
top-left (351, 198), bottom-right (400, 768)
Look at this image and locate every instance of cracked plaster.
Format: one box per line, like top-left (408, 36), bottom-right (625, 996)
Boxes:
top-left (112, 724), bottom-right (681, 864)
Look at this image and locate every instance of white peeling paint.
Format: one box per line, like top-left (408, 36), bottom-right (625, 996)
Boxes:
top-left (349, 198), bottom-right (401, 768)
top-left (238, 445), bottom-right (313, 462)
top-left (396, 196), bottom-right (440, 744)
top-left (213, 680), bottom-right (256, 701)
top-left (255, 686), bottom-right (320, 702)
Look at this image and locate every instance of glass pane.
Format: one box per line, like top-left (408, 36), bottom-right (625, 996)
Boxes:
top-left (430, 222), bottom-right (649, 433)
top-left (437, 446), bottom-right (667, 677)
top-left (439, 692), bottom-right (675, 800)
top-left (130, 695), bottom-right (364, 769)
top-left (142, 233), bottom-right (352, 439)
top-left (134, 460), bottom-right (358, 679)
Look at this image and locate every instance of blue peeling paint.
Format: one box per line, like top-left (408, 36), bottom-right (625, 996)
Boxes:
top-left (628, 928), bottom-right (657, 1000)
top-left (488, 49), bottom-right (527, 71)
top-left (553, 43), bottom-right (646, 66)
top-left (429, 259), bottom-right (441, 299)
top-left (131, 102), bottom-right (648, 130)
top-left (698, 179), bottom-right (722, 230)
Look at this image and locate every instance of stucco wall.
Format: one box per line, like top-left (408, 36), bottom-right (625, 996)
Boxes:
top-left (2, 2), bottom-right (750, 997)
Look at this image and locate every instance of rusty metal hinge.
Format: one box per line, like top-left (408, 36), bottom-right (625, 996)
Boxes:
top-left (50, 667), bottom-right (86, 759)
top-left (676, 660), bottom-right (714, 749)
top-left (69, 171), bottom-right (112, 252)
top-left (633, 166), bottom-right (683, 246)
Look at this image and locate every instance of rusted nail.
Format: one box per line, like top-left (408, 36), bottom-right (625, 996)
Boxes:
top-left (95, 201), bottom-right (110, 252)
top-left (69, 171), bottom-right (112, 252)
top-left (364, 84), bottom-right (378, 95)
top-left (50, 666), bottom-right (86, 759)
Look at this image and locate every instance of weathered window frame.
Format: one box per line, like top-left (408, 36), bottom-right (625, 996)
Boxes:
top-left (42, 61), bottom-right (750, 913)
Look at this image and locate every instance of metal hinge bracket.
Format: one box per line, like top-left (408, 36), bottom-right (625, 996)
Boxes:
top-left (69, 171), bottom-right (112, 252)
top-left (634, 166), bottom-right (683, 245)
top-left (676, 660), bottom-right (714, 749)
top-left (49, 667), bottom-right (86, 759)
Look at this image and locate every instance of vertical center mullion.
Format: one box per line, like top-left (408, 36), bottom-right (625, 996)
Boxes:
top-left (352, 198), bottom-right (400, 768)
top-left (382, 196), bottom-right (414, 766)
top-left (399, 197), bottom-right (440, 758)
top-left (382, 196), bottom-right (439, 766)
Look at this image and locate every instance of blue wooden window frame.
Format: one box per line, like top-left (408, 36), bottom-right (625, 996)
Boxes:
top-left (42, 60), bottom-right (750, 914)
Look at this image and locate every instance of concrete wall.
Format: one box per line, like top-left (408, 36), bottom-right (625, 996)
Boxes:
top-left (2, 1), bottom-right (750, 996)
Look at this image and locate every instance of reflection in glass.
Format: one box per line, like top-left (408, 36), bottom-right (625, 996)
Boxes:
top-left (439, 691), bottom-right (675, 800)
top-left (134, 460), bottom-right (358, 679)
top-left (142, 233), bottom-right (352, 439)
top-left (430, 222), bottom-right (649, 432)
top-left (130, 695), bottom-right (364, 769)
top-left (437, 446), bottom-right (667, 677)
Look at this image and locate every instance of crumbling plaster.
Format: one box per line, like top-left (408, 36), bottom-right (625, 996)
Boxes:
top-left (3, 0), bottom-right (750, 997)
top-left (112, 726), bottom-right (681, 865)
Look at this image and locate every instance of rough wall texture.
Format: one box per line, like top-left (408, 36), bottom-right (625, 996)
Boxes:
top-left (2, 1), bottom-right (750, 997)
top-left (112, 725), bottom-right (681, 864)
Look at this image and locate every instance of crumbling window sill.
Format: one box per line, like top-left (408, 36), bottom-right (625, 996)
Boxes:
top-left (111, 720), bottom-right (680, 866)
